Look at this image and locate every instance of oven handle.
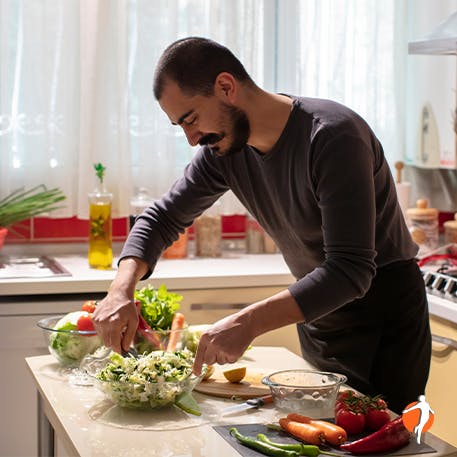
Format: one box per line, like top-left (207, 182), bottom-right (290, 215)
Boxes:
top-left (432, 334), bottom-right (457, 351)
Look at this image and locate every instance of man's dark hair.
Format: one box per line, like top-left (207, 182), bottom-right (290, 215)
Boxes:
top-left (153, 37), bottom-right (254, 99)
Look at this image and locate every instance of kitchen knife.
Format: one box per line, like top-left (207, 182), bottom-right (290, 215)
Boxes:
top-left (221, 394), bottom-right (273, 416)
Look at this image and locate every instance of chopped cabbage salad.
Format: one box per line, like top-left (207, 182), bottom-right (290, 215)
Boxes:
top-left (95, 349), bottom-right (196, 409)
top-left (49, 311), bottom-right (102, 366)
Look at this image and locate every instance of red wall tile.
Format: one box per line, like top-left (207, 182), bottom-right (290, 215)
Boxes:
top-left (3, 214), bottom-right (245, 245)
top-left (34, 217), bottom-right (89, 239)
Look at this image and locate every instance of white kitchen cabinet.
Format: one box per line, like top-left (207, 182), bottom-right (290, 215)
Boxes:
top-left (425, 314), bottom-right (457, 447)
top-left (170, 285), bottom-right (302, 355)
top-left (0, 293), bottom-right (104, 457)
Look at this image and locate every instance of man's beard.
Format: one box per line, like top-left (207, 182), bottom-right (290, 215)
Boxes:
top-left (199, 103), bottom-right (250, 157)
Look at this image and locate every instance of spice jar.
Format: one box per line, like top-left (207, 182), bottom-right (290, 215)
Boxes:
top-left (162, 229), bottom-right (189, 259)
top-left (443, 213), bottom-right (457, 244)
top-left (406, 199), bottom-right (439, 256)
top-left (246, 213), bottom-right (264, 253)
top-left (195, 201), bottom-right (222, 257)
top-left (129, 187), bottom-right (154, 231)
top-left (263, 231), bottom-right (278, 253)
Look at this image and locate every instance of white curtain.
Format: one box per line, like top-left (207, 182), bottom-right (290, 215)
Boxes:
top-left (0, 0), bottom-right (406, 218)
top-left (275, 0), bottom-right (407, 167)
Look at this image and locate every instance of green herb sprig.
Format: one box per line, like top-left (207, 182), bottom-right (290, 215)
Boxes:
top-left (93, 163), bottom-right (106, 185)
top-left (0, 185), bottom-right (66, 228)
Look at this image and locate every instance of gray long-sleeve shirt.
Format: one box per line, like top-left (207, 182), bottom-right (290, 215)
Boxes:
top-left (121, 96), bottom-right (418, 323)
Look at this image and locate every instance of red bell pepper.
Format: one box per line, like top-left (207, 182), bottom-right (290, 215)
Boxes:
top-left (340, 417), bottom-right (411, 455)
top-left (135, 301), bottom-right (163, 348)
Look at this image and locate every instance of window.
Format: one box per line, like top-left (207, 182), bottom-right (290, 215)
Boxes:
top-left (0, 0), bottom-right (405, 218)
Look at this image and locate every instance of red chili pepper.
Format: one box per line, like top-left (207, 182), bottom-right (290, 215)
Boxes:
top-left (340, 417), bottom-right (411, 455)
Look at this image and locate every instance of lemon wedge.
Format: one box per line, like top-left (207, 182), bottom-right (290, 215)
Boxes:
top-left (223, 366), bottom-right (247, 383)
top-left (203, 364), bottom-right (215, 380)
top-left (174, 392), bottom-right (201, 416)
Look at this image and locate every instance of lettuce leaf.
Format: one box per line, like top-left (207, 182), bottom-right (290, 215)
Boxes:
top-left (134, 284), bottom-right (182, 330)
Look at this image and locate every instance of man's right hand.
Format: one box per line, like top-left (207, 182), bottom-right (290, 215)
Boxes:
top-left (92, 256), bottom-right (149, 354)
top-left (92, 289), bottom-right (138, 354)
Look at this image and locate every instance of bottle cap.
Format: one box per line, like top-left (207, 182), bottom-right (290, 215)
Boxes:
top-left (406, 199), bottom-right (438, 220)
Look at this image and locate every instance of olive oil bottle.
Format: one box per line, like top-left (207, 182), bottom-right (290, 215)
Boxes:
top-left (88, 163), bottom-right (113, 269)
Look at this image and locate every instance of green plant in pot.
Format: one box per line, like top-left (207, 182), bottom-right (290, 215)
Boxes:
top-left (0, 185), bottom-right (66, 249)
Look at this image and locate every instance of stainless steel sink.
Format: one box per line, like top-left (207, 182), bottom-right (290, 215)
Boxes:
top-left (0, 255), bottom-right (71, 279)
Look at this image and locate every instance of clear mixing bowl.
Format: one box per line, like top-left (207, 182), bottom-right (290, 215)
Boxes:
top-left (262, 369), bottom-right (347, 418)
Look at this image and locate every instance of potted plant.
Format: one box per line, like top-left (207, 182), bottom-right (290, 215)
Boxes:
top-left (0, 185), bottom-right (66, 249)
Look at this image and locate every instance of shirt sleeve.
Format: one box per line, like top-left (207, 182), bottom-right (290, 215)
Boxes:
top-left (119, 147), bottom-right (229, 277)
top-left (288, 130), bottom-right (378, 323)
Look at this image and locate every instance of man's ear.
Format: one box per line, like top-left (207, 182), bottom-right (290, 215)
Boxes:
top-left (214, 72), bottom-right (237, 103)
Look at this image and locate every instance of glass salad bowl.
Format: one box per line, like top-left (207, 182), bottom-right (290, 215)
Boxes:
top-left (82, 349), bottom-right (205, 410)
top-left (262, 369), bottom-right (347, 417)
top-left (37, 314), bottom-right (103, 368)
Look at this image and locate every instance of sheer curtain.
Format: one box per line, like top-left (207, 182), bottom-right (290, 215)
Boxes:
top-left (275, 0), bottom-right (407, 166)
top-left (0, 0), bottom-right (265, 218)
top-left (0, 0), bottom-right (406, 218)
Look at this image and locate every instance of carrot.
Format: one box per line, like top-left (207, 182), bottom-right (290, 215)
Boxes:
top-left (166, 312), bottom-right (186, 351)
top-left (279, 418), bottom-right (325, 446)
top-left (286, 413), bottom-right (312, 423)
top-left (286, 413), bottom-right (347, 446)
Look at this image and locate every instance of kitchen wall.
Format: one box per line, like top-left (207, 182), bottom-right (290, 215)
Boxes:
top-left (405, 0), bottom-right (457, 212)
top-left (4, 214), bottom-right (246, 246)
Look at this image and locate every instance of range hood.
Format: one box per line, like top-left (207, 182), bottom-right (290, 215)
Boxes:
top-left (409, 11), bottom-right (457, 55)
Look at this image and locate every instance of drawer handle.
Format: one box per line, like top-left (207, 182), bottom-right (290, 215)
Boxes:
top-left (432, 334), bottom-right (457, 351)
top-left (190, 303), bottom-right (248, 311)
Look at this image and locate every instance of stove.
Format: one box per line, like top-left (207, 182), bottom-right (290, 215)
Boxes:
top-left (419, 244), bottom-right (457, 326)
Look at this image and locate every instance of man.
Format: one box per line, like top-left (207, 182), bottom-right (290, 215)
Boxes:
top-left (93, 37), bottom-right (431, 413)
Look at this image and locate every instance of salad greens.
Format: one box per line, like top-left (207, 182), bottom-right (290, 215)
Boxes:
top-left (182, 324), bottom-right (211, 354)
top-left (49, 311), bottom-right (102, 367)
top-left (95, 349), bottom-right (196, 409)
top-left (134, 284), bottom-right (183, 330)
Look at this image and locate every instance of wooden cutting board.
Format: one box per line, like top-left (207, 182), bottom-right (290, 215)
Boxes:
top-left (195, 370), bottom-right (270, 399)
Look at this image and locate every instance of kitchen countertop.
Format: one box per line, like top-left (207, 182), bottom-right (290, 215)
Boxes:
top-left (0, 252), bottom-right (295, 296)
top-left (1, 247), bottom-right (456, 324)
top-left (26, 346), bottom-right (457, 457)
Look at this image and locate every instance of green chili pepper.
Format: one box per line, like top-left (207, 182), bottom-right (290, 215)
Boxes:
top-left (256, 434), bottom-right (340, 457)
top-left (229, 428), bottom-right (300, 457)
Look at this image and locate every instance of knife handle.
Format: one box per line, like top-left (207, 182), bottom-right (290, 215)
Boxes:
top-left (246, 395), bottom-right (273, 407)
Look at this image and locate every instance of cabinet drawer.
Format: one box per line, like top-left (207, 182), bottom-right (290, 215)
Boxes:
top-left (170, 286), bottom-right (301, 355)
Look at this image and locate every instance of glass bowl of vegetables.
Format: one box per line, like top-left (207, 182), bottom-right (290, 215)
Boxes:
top-left (133, 284), bottom-right (189, 354)
top-left (37, 313), bottom-right (103, 368)
top-left (83, 349), bottom-right (204, 410)
top-left (134, 321), bottom-right (189, 353)
top-left (262, 369), bottom-right (347, 418)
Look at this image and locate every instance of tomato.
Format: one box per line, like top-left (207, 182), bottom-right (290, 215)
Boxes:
top-left (335, 390), bottom-right (363, 415)
top-left (81, 300), bottom-right (97, 313)
top-left (77, 314), bottom-right (95, 333)
top-left (374, 398), bottom-right (388, 410)
top-left (365, 408), bottom-right (391, 431)
top-left (336, 408), bottom-right (366, 435)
